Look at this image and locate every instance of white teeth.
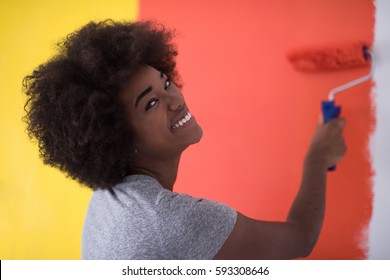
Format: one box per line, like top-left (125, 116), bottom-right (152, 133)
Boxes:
top-left (172, 111), bottom-right (193, 129)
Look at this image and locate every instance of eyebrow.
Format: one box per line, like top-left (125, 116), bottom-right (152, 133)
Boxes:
top-left (135, 86), bottom-right (152, 108)
top-left (134, 71), bottom-right (165, 108)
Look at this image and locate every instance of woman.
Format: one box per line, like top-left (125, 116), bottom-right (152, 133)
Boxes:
top-left (23, 20), bottom-right (346, 259)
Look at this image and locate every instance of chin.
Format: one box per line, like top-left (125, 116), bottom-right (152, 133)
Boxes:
top-left (182, 126), bottom-right (203, 151)
top-left (192, 126), bottom-right (203, 144)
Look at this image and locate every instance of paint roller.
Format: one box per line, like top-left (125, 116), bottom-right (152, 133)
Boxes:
top-left (288, 42), bottom-right (375, 170)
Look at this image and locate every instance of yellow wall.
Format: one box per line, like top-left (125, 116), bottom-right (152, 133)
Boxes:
top-left (0, 0), bottom-right (138, 259)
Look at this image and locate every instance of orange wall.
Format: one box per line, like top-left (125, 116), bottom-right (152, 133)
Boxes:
top-left (140, 0), bottom-right (375, 259)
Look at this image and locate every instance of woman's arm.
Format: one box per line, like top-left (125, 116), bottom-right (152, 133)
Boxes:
top-left (214, 117), bottom-right (346, 259)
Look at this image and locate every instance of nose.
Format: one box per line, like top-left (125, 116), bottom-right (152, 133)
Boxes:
top-left (167, 89), bottom-right (185, 112)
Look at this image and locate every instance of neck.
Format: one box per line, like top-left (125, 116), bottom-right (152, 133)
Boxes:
top-left (128, 154), bottom-right (181, 191)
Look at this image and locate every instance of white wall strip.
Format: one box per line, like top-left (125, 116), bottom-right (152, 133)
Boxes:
top-left (369, 0), bottom-right (390, 259)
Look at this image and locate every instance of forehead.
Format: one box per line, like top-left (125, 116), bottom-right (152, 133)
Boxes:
top-left (127, 65), bottom-right (159, 93)
top-left (120, 65), bottom-right (160, 104)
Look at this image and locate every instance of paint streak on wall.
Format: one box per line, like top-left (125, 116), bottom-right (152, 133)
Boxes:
top-left (140, 0), bottom-right (375, 259)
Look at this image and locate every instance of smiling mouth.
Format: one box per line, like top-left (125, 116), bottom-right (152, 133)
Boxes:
top-left (171, 111), bottom-right (193, 130)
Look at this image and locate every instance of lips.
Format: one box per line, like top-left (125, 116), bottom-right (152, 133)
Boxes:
top-left (171, 108), bottom-right (194, 131)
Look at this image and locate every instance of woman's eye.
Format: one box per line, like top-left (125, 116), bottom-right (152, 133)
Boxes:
top-left (165, 79), bottom-right (171, 89)
top-left (145, 99), bottom-right (158, 111)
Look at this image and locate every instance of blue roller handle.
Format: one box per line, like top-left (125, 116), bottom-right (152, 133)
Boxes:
top-left (321, 101), bottom-right (342, 171)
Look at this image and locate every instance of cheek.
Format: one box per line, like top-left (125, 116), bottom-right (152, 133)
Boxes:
top-left (134, 121), bottom-right (172, 148)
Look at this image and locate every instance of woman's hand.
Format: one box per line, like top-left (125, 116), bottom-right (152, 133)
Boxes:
top-left (305, 116), bottom-right (347, 168)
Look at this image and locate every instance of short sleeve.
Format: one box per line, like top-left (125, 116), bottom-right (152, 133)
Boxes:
top-left (156, 191), bottom-right (237, 259)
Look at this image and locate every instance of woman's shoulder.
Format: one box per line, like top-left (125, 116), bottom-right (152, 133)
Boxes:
top-left (89, 174), bottom-right (165, 209)
top-left (116, 174), bottom-right (164, 193)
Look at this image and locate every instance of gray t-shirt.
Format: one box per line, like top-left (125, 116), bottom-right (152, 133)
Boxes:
top-left (82, 175), bottom-right (237, 259)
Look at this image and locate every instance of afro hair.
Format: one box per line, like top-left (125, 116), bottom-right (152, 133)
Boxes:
top-left (23, 20), bottom-right (180, 190)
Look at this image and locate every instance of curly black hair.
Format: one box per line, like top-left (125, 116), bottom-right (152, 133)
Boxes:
top-left (23, 20), bottom-right (180, 190)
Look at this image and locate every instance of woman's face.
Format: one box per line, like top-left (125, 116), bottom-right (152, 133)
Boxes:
top-left (120, 65), bottom-right (203, 159)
